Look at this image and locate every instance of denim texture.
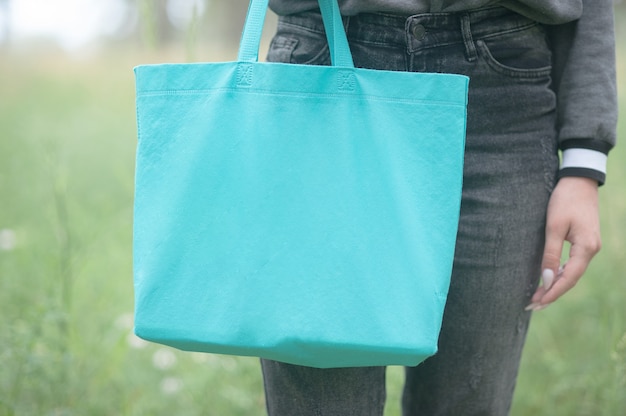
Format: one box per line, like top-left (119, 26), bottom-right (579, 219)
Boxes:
top-left (262, 7), bottom-right (559, 416)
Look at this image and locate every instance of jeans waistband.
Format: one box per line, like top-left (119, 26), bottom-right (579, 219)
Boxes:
top-left (278, 7), bottom-right (540, 55)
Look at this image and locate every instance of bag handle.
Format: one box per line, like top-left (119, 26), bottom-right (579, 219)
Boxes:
top-left (237, 0), bottom-right (355, 68)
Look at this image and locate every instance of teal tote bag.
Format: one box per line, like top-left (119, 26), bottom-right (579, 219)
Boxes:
top-left (133, 0), bottom-right (468, 368)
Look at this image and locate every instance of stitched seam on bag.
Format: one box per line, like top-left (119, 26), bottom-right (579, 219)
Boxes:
top-left (136, 89), bottom-right (466, 107)
top-left (135, 101), bottom-right (143, 142)
top-left (236, 64), bottom-right (254, 87)
top-left (337, 70), bottom-right (356, 92)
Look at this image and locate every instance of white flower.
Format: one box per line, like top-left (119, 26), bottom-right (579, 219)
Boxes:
top-left (160, 377), bottom-right (183, 395)
top-left (0, 229), bottom-right (16, 251)
top-left (126, 332), bottom-right (149, 349)
top-left (115, 313), bottom-right (134, 330)
top-left (152, 348), bottom-right (177, 370)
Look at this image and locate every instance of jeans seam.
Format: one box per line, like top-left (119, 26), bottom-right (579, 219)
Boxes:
top-left (460, 14), bottom-right (478, 62)
top-left (279, 20), bottom-right (325, 36)
top-left (274, 26), bottom-right (331, 65)
top-left (540, 132), bottom-right (558, 193)
top-left (493, 222), bottom-right (503, 267)
top-left (475, 40), bottom-right (552, 79)
top-left (474, 22), bottom-right (539, 42)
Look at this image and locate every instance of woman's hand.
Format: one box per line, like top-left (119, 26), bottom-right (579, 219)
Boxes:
top-left (527, 177), bottom-right (602, 311)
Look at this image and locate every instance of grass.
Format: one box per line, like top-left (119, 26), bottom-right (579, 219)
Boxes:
top-left (0, 37), bottom-right (624, 415)
top-left (0, 49), bottom-right (263, 416)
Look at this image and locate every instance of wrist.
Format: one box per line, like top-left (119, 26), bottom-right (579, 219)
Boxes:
top-left (559, 139), bottom-right (611, 185)
top-left (556, 176), bottom-right (599, 189)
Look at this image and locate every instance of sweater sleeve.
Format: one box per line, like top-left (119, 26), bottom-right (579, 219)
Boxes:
top-left (547, 0), bottom-right (617, 185)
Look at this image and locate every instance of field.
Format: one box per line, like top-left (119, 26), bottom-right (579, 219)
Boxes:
top-left (0, 31), bottom-right (625, 416)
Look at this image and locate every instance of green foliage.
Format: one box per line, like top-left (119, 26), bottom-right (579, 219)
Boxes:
top-left (0, 43), bottom-right (624, 415)
top-left (0, 54), bottom-right (265, 416)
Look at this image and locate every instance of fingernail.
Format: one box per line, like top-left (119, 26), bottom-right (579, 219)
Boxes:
top-left (525, 302), bottom-right (548, 312)
top-left (525, 303), bottom-right (539, 311)
top-left (542, 268), bottom-right (555, 291)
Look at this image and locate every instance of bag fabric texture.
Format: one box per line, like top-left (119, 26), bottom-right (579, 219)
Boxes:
top-left (133, 0), bottom-right (468, 368)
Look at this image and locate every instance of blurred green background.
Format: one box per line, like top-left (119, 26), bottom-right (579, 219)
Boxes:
top-left (0, 1), bottom-right (624, 415)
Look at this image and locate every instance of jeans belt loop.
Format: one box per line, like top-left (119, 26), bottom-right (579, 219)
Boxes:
top-left (460, 13), bottom-right (478, 62)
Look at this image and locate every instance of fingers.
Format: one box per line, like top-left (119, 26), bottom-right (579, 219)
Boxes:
top-left (527, 266), bottom-right (562, 311)
top-left (539, 260), bottom-right (583, 305)
top-left (528, 232), bottom-right (601, 311)
top-left (526, 177), bottom-right (601, 312)
top-left (541, 240), bottom-right (563, 279)
top-left (528, 207), bottom-right (567, 308)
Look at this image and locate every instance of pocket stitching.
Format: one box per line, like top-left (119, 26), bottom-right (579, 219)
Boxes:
top-left (274, 24), bottom-right (331, 66)
top-left (476, 39), bottom-right (552, 79)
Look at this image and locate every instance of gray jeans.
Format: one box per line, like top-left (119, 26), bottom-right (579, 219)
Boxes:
top-left (262, 7), bottom-right (559, 416)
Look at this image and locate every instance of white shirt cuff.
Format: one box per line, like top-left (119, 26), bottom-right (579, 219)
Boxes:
top-left (560, 148), bottom-right (608, 176)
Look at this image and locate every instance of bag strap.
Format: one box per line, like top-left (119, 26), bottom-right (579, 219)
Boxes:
top-left (237, 0), bottom-right (355, 68)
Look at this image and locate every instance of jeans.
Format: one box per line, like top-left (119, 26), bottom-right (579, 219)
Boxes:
top-left (262, 7), bottom-right (559, 416)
